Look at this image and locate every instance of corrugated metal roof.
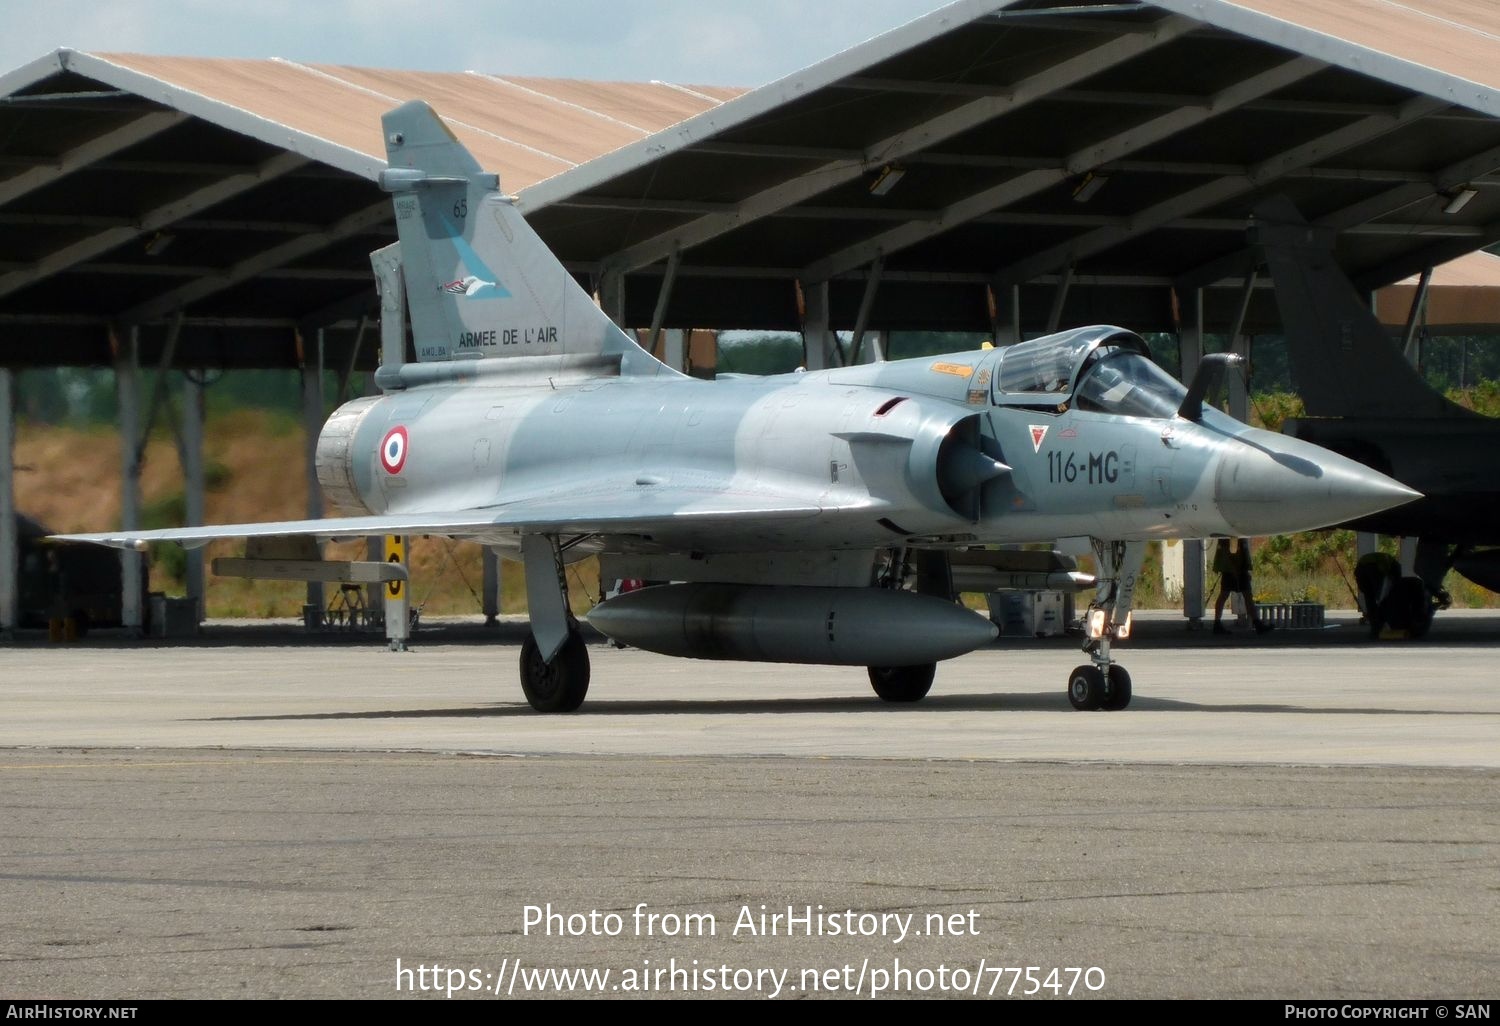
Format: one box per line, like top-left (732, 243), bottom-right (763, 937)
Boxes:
top-left (1242, 0), bottom-right (1500, 92)
top-left (1242, 0), bottom-right (1500, 91)
top-left (1153, 0), bottom-right (1500, 116)
top-left (95, 53), bottom-right (740, 193)
top-left (6, 0), bottom-right (1500, 371)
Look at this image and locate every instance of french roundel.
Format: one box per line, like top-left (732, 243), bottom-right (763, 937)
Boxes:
top-left (380, 426), bottom-right (409, 475)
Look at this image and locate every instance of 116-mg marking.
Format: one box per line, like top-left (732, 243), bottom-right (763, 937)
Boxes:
top-left (1048, 450), bottom-right (1120, 485)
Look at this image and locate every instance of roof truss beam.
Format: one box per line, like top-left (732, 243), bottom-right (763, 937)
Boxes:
top-left (0, 313), bottom-right (298, 329)
top-left (0, 110), bottom-right (187, 206)
top-left (1177, 137), bottom-right (1500, 291)
top-left (835, 80), bottom-right (1485, 122)
top-left (1, 262), bottom-right (375, 281)
top-left (0, 151), bottom-right (308, 301)
top-left (689, 142), bottom-right (866, 161)
top-left (981, 9), bottom-right (1167, 34)
top-left (598, 14), bottom-right (1196, 276)
top-left (0, 214), bottom-right (388, 236)
top-left (801, 54), bottom-right (1324, 283)
top-left (118, 200), bottom-right (392, 324)
top-left (993, 93), bottom-right (1447, 288)
top-left (605, 263), bottom-right (1190, 288)
top-left (0, 156), bottom-right (333, 178)
top-left (1056, 88), bottom-right (1488, 122)
top-left (966, 212), bottom-right (1479, 236)
top-left (576, 154), bottom-right (1451, 208)
top-left (555, 196), bottom-right (736, 217)
top-left (1318, 139), bottom-right (1500, 231)
top-left (689, 147), bottom-right (1495, 184)
top-left (177, 216), bottom-right (383, 234)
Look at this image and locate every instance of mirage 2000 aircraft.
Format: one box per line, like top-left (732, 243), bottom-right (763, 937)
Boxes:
top-left (56, 102), bottom-right (1420, 714)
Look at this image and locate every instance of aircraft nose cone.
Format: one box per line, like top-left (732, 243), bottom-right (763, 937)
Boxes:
top-left (1215, 430), bottom-right (1421, 536)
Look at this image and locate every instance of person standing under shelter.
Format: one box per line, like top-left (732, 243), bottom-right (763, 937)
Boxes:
top-left (1212, 537), bottom-right (1271, 635)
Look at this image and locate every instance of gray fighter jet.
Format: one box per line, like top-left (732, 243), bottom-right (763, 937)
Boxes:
top-left (55, 102), bottom-right (1419, 713)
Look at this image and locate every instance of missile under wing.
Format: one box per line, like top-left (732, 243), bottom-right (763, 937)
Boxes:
top-left (54, 103), bottom-right (1419, 713)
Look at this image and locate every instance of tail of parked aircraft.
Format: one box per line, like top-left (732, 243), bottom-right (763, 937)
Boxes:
top-left (1252, 195), bottom-right (1477, 421)
top-left (378, 100), bottom-right (670, 376)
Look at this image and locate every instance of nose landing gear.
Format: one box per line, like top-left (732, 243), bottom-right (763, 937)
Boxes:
top-left (1068, 539), bottom-right (1142, 711)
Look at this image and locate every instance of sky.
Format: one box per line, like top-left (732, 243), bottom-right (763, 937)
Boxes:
top-left (2, 0), bottom-right (956, 88)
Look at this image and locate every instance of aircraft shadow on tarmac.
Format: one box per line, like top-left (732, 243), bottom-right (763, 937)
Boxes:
top-left (198, 693), bottom-right (1480, 721)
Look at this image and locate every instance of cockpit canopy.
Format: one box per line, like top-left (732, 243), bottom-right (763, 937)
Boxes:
top-left (994, 325), bottom-right (1186, 419)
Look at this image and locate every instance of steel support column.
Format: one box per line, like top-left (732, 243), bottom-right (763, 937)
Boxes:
top-left (598, 269), bottom-right (626, 329)
top-left (1178, 289), bottom-right (1206, 628)
top-left (302, 333), bottom-right (325, 619)
top-left (848, 257), bottom-right (884, 366)
top-left (1226, 268), bottom-right (1258, 423)
top-left (483, 548), bottom-right (501, 626)
top-left (366, 536), bottom-right (385, 622)
top-left (802, 281), bottom-right (836, 371)
top-left (661, 329), bottom-right (686, 373)
top-left (991, 283), bottom-right (1021, 346)
top-left (1228, 333), bottom-right (1251, 423)
top-left (1045, 265), bottom-right (1075, 333)
top-left (0, 368), bottom-right (15, 637)
top-left (115, 328), bottom-right (144, 634)
top-left (646, 248), bottom-right (681, 357)
top-left (1399, 536), bottom-right (1419, 577)
top-left (181, 373), bottom-right (206, 621)
top-left (1401, 267), bottom-right (1433, 367)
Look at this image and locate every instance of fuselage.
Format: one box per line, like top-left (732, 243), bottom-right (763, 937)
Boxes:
top-left (316, 329), bottom-right (1416, 557)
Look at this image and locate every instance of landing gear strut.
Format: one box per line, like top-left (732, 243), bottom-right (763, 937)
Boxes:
top-left (868, 549), bottom-right (942, 703)
top-left (1069, 539), bottom-right (1143, 711)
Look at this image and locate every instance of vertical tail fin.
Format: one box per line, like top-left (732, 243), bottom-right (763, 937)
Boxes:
top-left (378, 100), bottom-right (669, 376)
top-left (1253, 196), bottom-right (1472, 420)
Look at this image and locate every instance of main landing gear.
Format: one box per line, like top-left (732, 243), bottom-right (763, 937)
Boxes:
top-left (865, 549), bottom-right (951, 704)
top-left (520, 625), bottom-right (590, 712)
top-left (1068, 539), bottom-right (1143, 711)
top-left (518, 534), bottom-right (592, 713)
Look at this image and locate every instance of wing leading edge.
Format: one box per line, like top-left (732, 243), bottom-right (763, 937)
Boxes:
top-left (49, 484), bottom-right (845, 551)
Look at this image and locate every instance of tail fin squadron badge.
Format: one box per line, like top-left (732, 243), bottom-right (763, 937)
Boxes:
top-left (441, 275), bottom-right (501, 298)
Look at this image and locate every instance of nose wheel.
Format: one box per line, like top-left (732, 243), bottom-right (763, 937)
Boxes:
top-left (1067, 663), bottom-right (1131, 711)
top-left (1066, 539), bottom-right (1143, 711)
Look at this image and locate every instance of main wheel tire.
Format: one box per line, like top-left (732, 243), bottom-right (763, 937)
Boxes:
top-left (1400, 578), bottom-right (1436, 639)
top-left (519, 630), bottom-right (591, 713)
top-left (1067, 664), bottom-right (1106, 711)
top-left (868, 663), bottom-right (936, 703)
top-left (1101, 665), bottom-right (1132, 711)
